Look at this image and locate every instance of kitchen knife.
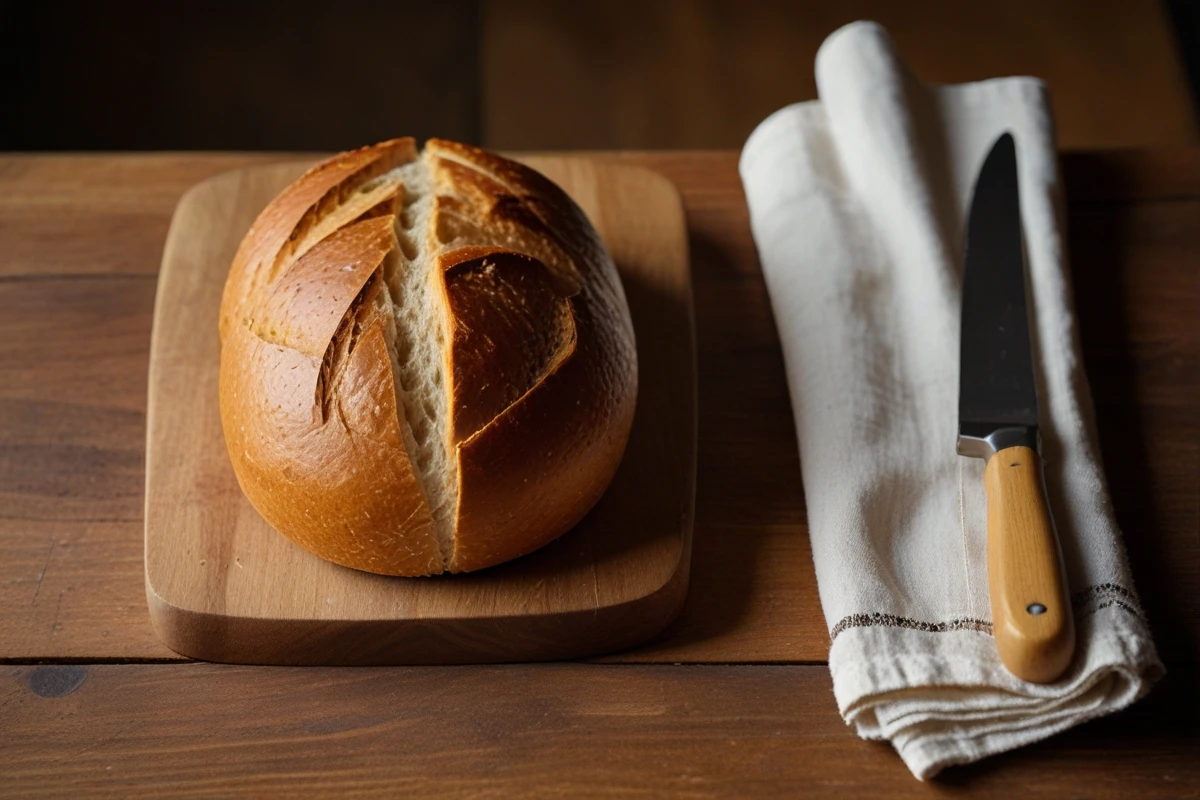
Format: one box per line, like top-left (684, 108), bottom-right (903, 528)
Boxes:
top-left (958, 132), bottom-right (1075, 683)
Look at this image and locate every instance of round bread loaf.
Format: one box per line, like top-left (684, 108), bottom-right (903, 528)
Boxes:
top-left (218, 138), bottom-right (637, 575)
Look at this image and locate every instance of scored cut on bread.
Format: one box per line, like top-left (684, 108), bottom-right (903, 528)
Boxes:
top-left (218, 138), bottom-right (637, 575)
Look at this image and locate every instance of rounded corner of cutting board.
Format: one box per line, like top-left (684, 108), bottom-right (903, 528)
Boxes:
top-left (143, 573), bottom-right (208, 661)
top-left (176, 160), bottom-right (312, 209)
top-left (520, 156), bottom-right (690, 256)
top-left (606, 162), bottom-right (688, 224)
top-left (146, 153), bottom-right (696, 665)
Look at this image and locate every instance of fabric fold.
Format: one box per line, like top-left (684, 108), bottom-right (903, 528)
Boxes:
top-left (739, 21), bottom-right (1162, 779)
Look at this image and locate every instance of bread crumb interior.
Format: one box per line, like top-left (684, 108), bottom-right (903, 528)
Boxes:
top-left (379, 156), bottom-right (456, 566)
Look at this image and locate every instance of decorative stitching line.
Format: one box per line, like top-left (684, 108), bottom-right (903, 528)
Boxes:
top-left (958, 458), bottom-right (974, 621)
top-left (829, 613), bottom-right (993, 641)
top-left (1092, 599), bottom-right (1143, 617)
top-left (1073, 583), bottom-right (1148, 622)
top-left (829, 582), bottom-right (1146, 642)
top-left (1072, 582), bottom-right (1139, 605)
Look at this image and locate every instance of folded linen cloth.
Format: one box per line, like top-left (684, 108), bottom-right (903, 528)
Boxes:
top-left (739, 21), bottom-right (1163, 779)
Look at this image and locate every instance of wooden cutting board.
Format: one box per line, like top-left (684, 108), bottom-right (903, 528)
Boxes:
top-left (144, 156), bottom-right (695, 665)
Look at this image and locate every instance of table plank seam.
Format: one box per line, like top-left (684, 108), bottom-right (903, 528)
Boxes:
top-left (0, 515), bottom-right (144, 523)
top-left (0, 274), bottom-right (157, 285)
top-left (0, 657), bottom-right (186, 666)
top-left (0, 657), bottom-right (833, 667)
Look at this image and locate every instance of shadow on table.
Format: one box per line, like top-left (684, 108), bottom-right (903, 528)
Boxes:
top-left (631, 227), bottom-right (809, 654)
top-left (939, 663), bottom-right (1199, 786)
top-left (1068, 192), bottom-right (1198, 668)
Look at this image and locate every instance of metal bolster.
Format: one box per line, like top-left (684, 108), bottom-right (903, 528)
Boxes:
top-left (957, 423), bottom-right (1039, 461)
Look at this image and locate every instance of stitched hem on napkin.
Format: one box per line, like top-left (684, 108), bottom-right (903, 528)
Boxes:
top-left (828, 581), bottom-right (1149, 641)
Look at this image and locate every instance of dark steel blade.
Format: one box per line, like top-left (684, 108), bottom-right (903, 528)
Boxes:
top-left (957, 133), bottom-right (1039, 459)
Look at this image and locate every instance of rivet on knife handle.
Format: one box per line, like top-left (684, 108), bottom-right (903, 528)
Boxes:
top-left (984, 446), bottom-right (1074, 683)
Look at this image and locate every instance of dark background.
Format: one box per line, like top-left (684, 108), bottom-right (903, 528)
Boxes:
top-left (3, 0), bottom-right (1199, 152)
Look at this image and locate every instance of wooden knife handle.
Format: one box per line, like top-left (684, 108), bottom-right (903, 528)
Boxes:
top-left (984, 446), bottom-right (1075, 683)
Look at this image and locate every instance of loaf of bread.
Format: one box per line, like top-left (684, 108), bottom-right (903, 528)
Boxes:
top-left (218, 138), bottom-right (637, 575)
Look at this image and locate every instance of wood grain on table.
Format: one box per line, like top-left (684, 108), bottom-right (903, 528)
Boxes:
top-left (2, 663), bottom-right (1195, 798)
top-left (0, 150), bottom-right (1197, 794)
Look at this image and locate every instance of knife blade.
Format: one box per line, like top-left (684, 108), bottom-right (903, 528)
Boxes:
top-left (958, 132), bottom-right (1075, 683)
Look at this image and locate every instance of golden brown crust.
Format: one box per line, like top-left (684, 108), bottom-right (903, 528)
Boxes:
top-left (425, 141), bottom-right (636, 573)
top-left (220, 215), bottom-right (442, 575)
top-left (442, 247), bottom-right (576, 445)
top-left (219, 138), bottom-right (636, 576)
top-left (220, 138), bottom-right (416, 341)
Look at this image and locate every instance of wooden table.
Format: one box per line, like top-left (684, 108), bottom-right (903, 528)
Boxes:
top-left (0, 150), bottom-right (1197, 797)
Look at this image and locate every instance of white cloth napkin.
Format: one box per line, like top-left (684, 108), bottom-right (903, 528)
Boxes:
top-left (739, 21), bottom-right (1163, 780)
